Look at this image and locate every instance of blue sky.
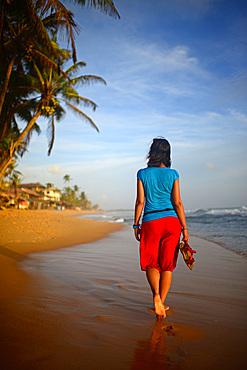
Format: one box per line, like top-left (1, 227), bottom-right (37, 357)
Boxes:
top-left (18, 0), bottom-right (247, 210)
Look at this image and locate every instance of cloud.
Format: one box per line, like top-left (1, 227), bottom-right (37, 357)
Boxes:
top-left (123, 44), bottom-right (200, 73)
top-left (206, 162), bottom-right (215, 169)
top-left (47, 164), bottom-right (63, 174)
top-left (98, 40), bottom-right (210, 104)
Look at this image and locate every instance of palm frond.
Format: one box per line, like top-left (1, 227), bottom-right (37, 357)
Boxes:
top-left (64, 62), bottom-right (87, 76)
top-left (26, 0), bottom-right (60, 58)
top-left (32, 50), bottom-right (68, 79)
top-left (53, 103), bottom-right (66, 121)
top-left (74, 0), bottom-right (120, 19)
top-left (56, 86), bottom-right (78, 96)
top-left (11, 116), bottom-right (21, 136)
top-left (20, 122), bottom-right (41, 156)
top-left (15, 98), bottom-right (42, 117)
top-left (33, 62), bottom-right (45, 86)
top-left (15, 98), bottom-right (40, 122)
top-left (47, 115), bottom-right (55, 156)
top-left (64, 101), bottom-right (99, 132)
top-left (61, 94), bottom-right (98, 111)
top-left (38, 0), bottom-right (79, 63)
top-left (56, 74), bottom-right (106, 89)
top-left (69, 75), bottom-right (106, 87)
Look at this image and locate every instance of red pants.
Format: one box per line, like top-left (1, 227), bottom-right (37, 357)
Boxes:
top-left (140, 217), bottom-right (181, 272)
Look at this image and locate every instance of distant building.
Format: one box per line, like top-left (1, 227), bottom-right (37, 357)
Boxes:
top-left (1, 191), bottom-right (28, 209)
top-left (19, 183), bottom-right (45, 196)
top-left (1, 182), bottom-right (63, 209)
top-left (14, 183), bottom-right (61, 209)
top-left (43, 183), bottom-right (61, 202)
top-left (15, 183), bottom-right (44, 209)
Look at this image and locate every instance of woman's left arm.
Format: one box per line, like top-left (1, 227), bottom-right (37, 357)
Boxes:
top-left (172, 178), bottom-right (189, 243)
top-left (134, 178), bottom-right (145, 241)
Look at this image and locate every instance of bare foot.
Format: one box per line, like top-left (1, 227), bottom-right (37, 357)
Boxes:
top-left (153, 294), bottom-right (166, 317)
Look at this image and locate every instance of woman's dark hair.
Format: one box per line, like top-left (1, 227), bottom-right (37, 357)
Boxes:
top-left (147, 138), bottom-right (171, 168)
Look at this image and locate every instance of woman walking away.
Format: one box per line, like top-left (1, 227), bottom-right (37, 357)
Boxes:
top-left (133, 138), bottom-right (189, 318)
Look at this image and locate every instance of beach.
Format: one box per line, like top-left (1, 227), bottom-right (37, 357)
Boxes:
top-left (0, 210), bottom-right (246, 369)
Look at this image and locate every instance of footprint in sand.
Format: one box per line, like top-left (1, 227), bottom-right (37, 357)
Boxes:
top-left (162, 324), bottom-right (175, 336)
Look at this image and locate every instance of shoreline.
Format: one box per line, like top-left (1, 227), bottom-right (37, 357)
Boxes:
top-left (0, 210), bottom-right (246, 369)
top-left (0, 209), bottom-right (123, 254)
top-left (0, 209), bottom-right (124, 301)
top-left (189, 232), bottom-right (247, 259)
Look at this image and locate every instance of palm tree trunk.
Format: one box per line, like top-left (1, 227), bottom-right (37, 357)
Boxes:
top-left (14, 110), bottom-right (42, 149)
top-left (0, 56), bottom-right (16, 116)
top-left (0, 110), bottom-right (42, 184)
top-left (14, 182), bottom-right (19, 209)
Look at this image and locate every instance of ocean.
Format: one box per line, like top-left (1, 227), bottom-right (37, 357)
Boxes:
top-left (79, 206), bottom-right (247, 258)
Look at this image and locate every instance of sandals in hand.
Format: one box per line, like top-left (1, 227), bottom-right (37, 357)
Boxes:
top-left (179, 242), bottom-right (196, 270)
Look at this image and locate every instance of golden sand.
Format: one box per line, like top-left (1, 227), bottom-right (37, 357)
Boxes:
top-left (0, 209), bottom-right (123, 254)
top-left (0, 209), bottom-right (246, 369)
top-left (0, 209), bottom-right (123, 300)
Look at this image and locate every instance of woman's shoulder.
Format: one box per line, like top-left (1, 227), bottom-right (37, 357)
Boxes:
top-left (137, 167), bottom-right (154, 180)
top-left (137, 167), bottom-right (145, 173)
top-left (169, 168), bottom-right (179, 178)
top-left (137, 167), bottom-right (146, 177)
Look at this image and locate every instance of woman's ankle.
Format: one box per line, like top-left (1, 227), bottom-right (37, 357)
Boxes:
top-left (153, 292), bottom-right (160, 298)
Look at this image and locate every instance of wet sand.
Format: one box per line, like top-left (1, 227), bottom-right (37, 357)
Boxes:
top-left (0, 209), bottom-right (123, 301)
top-left (0, 211), bottom-right (247, 369)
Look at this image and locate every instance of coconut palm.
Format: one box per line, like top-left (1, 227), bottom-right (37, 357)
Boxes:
top-left (36, 0), bottom-right (120, 63)
top-left (73, 185), bottom-right (79, 193)
top-left (63, 174), bottom-right (72, 185)
top-left (0, 0), bottom-right (119, 115)
top-left (63, 186), bottom-right (72, 202)
top-left (0, 49), bottom-right (106, 181)
top-left (0, 0), bottom-right (64, 116)
top-left (0, 0), bottom-right (120, 183)
top-left (80, 191), bottom-right (86, 201)
top-left (80, 191), bottom-right (88, 208)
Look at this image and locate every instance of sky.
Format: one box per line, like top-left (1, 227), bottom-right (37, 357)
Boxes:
top-left (18, 0), bottom-right (247, 210)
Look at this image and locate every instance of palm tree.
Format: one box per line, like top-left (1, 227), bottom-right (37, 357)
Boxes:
top-left (80, 191), bottom-right (86, 201)
top-left (0, 0), bottom-right (63, 116)
top-left (80, 191), bottom-right (88, 208)
top-left (0, 0), bottom-right (120, 183)
top-left (0, 0), bottom-right (120, 115)
top-left (63, 174), bottom-right (72, 185)
top-left (0, 49), bottom-right (106, 181)
top-left (63, 186), bottom-right (72, 202)
top-left (73, 184), bottom-right (79, 194)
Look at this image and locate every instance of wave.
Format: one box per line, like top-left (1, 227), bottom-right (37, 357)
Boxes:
top-left (185, 206), bottom-right (247, 218)
top-left (114, 218), bottom-right (125, 223)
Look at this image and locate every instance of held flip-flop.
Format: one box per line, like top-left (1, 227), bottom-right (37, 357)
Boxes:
top-left (179, 242), bottom-right (196, 270)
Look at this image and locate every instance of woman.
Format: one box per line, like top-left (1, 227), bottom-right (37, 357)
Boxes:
top-left (133, 138), bottom-right (189, 318)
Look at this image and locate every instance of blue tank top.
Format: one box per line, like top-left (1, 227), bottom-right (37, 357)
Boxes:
top-left (137, 167), bottom-right (179, 222)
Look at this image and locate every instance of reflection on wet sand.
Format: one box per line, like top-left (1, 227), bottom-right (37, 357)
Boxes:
top-left (132, 316), bottom-right (203, 369)
top-left (132, 319), bottom-right (179, 369)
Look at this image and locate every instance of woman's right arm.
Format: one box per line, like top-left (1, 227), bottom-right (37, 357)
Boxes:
top-left (172, 178), bottom-right (189, 243)
top-left (134, 178), bottom-right (145, 241)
